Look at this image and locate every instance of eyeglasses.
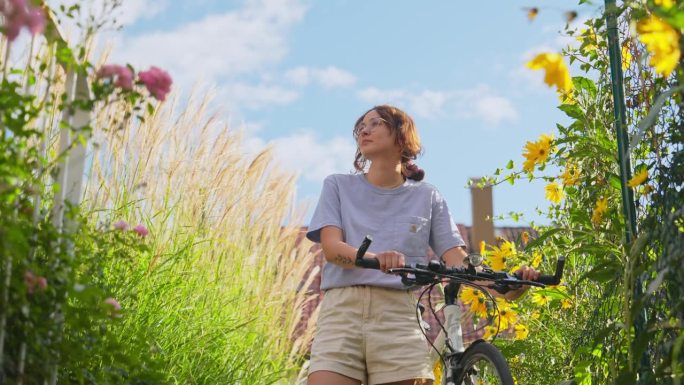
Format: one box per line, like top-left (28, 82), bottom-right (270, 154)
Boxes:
top-left (354, 117), bottom-right (387, 137)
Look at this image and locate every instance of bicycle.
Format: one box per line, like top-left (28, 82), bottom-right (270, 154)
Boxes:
top-left (354, 235), bottom-right (566, 385)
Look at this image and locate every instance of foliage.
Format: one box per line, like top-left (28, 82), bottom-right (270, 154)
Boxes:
top-left (0, 32), bottom-right (165, 385)
top-left (480, 1), bottom-right (683, 384)
top-left (2, 1), bottom-right (318, 384)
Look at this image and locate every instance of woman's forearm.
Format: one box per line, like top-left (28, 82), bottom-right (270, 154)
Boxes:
top-left (322, 240), bottom-right (374, 268)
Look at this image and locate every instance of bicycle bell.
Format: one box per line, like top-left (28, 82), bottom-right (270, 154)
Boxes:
top-left (465, 253), bottom-right (484, 267)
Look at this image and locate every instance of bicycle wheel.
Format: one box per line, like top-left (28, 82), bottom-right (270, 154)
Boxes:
top-left (451, 342), bottom-right (514, 385)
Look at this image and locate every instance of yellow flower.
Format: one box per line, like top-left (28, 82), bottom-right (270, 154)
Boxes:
top-left (545, 182), bottom-right (565, 204)
top-left (637, 15), bottom-right (681, 77)
top-left (469, 296), bottom-right (489, 319)
top-left (622, 43), bottom-right (632, 71)
top-left (526, 53), bottom-right (574, 94)
top-left (655, 0), bottom-right (674, 8)
top-left (494, 301), bottom-right (518, 329)
top-left (514, 324), bottom-right (529, 340)
top-left (591, 197), bottom-right (609, 225)
top-left (488, 249), bottom-right (507, 270)
top-left (642, 184), bottom-right (654, 195)
top-left (483, 325), bottom-right (498, 340)
top-left (522, 134), bottom-right (553, 172)
top-left (561, 297), bottom-right (574, 309)
top-left (500, 240), bottom-right (516, 256)
top-left (628, 168), bottom-right (648, 188)
top-left (577, 28), bottom-right (599, 53)
top-left (532, 292), bottom-right (551, 306)
top-left (460, 287), bottom-right (481, 305)
top-left (487, 240), bottom-right (516, 270)
top-left (559, 88), bottom-right (576, 105)
top-left (433, 360), bottom-right (443, 385)
top-left (521, 231), bottom-right (529, 246)
top-left (531, 251), bottom-right (542, 268)
top-left (531, 310), bottom-right (540, 319)
top-left (479, 240), bottom-right (486, 255)
top-left (561, 163), bottom-right (580, 186)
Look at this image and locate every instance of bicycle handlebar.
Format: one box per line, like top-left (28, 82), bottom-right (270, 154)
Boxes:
top-left (353, 235), bottom-right (566, 289)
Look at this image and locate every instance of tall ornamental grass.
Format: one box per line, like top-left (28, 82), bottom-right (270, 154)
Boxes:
top-left (83, 88), bottom-right (319, 383)
top-left (1, 1), bottom-right (319, 382)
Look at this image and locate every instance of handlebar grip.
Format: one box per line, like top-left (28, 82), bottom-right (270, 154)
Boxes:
top-left (355, 257), bottom-right (380, 269)
top-left (355, 235), bottom-right (379, 269)
top-left (536, 274), bottom-right (559, 285)
top-left (536, 256), bottom-right (566, 285)
top-left (356, 235), bottom-right (373, 259)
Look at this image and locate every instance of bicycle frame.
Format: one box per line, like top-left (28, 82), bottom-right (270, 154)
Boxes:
top-left (423, 280), bottom-right (474, 384)
top-left (354, 234), bottom-right (566, 384)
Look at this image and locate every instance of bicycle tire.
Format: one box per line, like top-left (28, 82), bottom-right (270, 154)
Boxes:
top-left (451, 342), bottom-right (514, 385)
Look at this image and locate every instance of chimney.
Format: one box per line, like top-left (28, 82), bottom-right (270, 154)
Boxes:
top-left (469, 178), bottom-right (495, 253)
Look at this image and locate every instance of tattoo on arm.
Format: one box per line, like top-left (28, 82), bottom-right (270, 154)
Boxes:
top-left (333, 255), bottom-right (353, 266)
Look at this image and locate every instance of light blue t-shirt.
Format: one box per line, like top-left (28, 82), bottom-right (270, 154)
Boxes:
top-left (306, 173), bottom-right (466, 290)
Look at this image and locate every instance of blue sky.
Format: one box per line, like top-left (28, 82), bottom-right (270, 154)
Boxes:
top-left (60, 0), bottom-right (601, 227)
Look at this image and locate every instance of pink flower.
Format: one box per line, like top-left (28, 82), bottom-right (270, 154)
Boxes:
top-left (104, 297), bottom-right (121, 311)
top-left (104, 297), bottom-right (122, 318)
top-left (113, 219), bottom-right (129, 231)
top-left (0, 0), bottom-right (45, 41)
top-left (133, 224), bottom-right (149, 237)
top-left (138, 66), bottom-right (172, 101)
top-left (24, 271), bottom-right (47, 294)
top-left (24, 7), bottom-right (45, 34)
top-left (24, 270), bottom-right (36, 294)
top-left (97, 64), bottom-right (134, 90)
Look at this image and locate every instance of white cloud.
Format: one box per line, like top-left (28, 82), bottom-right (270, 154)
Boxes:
top-left (285, 67), bottom-right (311, 86)
top-left (111, 0), bottom-right (307, 94)
top-left (474, 95), bottom-right (519, 126)
top-left (47, 0), bottom-right (168, 40)
top-left (285, 66), bottom-right (356, 88)
top-left (357, 85), bottom-right (518, 126)
top-left (271, 133), bottom-right (356, 182)
top-left (357, 87), bottom-right (408, 105)
top-left (221, 83), bottom-right (299, 110)
top-left (314, 67), bottom-right (356, 88)
top-left (357, 87), bottom-right (449, 118)
top-left (239, 131), bottom-right (356, 183)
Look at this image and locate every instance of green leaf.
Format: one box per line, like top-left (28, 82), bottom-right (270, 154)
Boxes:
top-left (608, 174), bottom-right (622, 191)
top-left (580, 260), bottom-right (621, 283)
top-left (506, 160), bottom-right (514, 169)
top-left (631, 85), bottom-right (684, 148)
top-left (572, 76), bottom-right (597, 97)
top-left (558, 104), bottom-right (584, 120)
top-left (525, 227), bottom-right (563, 249)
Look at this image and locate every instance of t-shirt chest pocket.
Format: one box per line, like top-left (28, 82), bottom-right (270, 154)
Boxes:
top-left (392, 216), bottom-right (430, 257)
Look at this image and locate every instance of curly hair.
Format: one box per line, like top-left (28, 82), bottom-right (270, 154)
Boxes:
top-left (353, 105), bottom-right (425, 181)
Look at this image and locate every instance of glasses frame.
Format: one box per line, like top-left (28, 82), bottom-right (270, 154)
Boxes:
top-left (354, 117), bottom-right (389, 139)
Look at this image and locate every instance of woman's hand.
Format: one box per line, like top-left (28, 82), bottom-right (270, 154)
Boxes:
top-left (373, 250), bottom-right (405, 273)
top-left (504, 265), bottom-right (541, 301)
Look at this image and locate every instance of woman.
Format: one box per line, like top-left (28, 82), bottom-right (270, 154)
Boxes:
top-left (306, 105), bottom-right (538, 385)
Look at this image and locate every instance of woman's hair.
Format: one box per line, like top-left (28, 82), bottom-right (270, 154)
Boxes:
top-left (353, 105), bottom-right (425, 181)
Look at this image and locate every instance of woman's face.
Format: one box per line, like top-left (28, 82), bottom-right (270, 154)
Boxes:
top-left (356, 110), bottom-right (401, 161)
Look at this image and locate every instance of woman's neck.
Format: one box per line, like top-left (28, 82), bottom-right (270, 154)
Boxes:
top-left (366, 160), bottom-right (405, 188)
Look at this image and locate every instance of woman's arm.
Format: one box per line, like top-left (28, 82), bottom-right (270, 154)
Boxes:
top-left (320, 226), bottom-right (405, 271)
top-left (440, 246), bottom-right (539, 301)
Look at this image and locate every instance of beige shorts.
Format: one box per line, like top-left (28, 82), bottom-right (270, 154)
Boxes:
top-left (309, 285), bottom-right (434, 385)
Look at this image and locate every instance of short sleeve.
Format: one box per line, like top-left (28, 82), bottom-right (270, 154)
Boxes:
top-left (429, 189), bottom-right (466, 257)
top-left (306, 175), bottom-right (343, 243)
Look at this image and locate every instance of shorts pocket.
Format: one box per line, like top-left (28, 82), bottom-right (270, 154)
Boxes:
top-left (392, 216), bottom-right (429, 257)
